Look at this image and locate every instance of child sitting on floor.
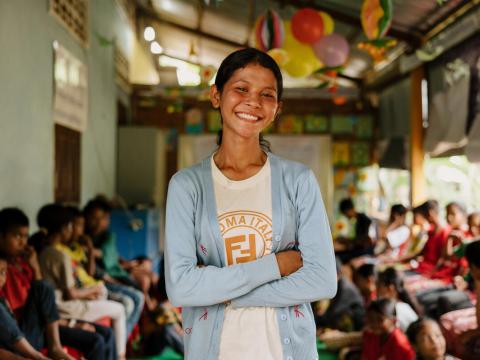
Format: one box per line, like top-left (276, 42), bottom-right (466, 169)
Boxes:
top-left (361, 298), bottom-right (415, 360)
top-left (406, 318), bottom-right (460, 360)
top-left (0, 207), bottom-right (74, 360)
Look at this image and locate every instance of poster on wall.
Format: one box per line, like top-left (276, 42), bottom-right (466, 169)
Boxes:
top-left (277, 114), bottom-right (304, 134)
top-left (53, 41), bottom-right (88, 132)
top-left (304, 114), bottom-right (328, 133)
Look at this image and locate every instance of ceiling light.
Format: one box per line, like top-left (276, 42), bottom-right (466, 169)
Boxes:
top-left (143, 27), bottom-right (155, 41)
top-left (150, 41), bottom-right (163, 54)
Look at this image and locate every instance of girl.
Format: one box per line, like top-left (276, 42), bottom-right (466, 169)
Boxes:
top-left (164, 48), bottom-right (337, 360)
top-left (406, 318), bottom-right (459, 360)
top-left (35, 204), bottom-right (127, 359)
top-left (361, 298), bottom-right (415, 360)
top-left (377, 267), bottom-right (420, 332)
top-left (379, 204), bottom-right (411, 263)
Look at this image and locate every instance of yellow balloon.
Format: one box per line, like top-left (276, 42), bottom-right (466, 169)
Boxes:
top-left (267, 48), bottom-right (290, 67)
top-left (283, 58), bottom-right (313, 78)
top-left (282, 21), bottom-right (322, 75)
top-left (319, 11), bottom-right (334, 35)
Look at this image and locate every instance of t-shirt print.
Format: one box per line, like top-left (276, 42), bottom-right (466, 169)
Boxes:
top-left (219, 210), bottom-right (273, 265)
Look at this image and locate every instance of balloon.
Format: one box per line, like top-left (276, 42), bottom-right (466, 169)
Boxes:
top-left (313, 33), bottom-right (349, 67)
top-left (283, 58), bottom-right (313, 78)
top-left (319, 11), bottom-right (334, 35)
top-left (254, 10), bottom-right (285, 51)
top-left (378, 0), bottom-right (393, 37)
top-left (291, 8), bottom-right (324, 44)
top-left (267, 48), bottom-right (289, 67)
top-left (282, 21), bottom-right (322, 76)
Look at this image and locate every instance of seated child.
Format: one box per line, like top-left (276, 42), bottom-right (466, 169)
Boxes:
top-left (34, 204), bottom-right (128, 359)
top-left (315, 258), bottom-right (365, 332)
top-left (0, 252), bottom-right (51, 360)
top-left (468, 212), bottom-right (480, 238)
top-left (84, 197), bottom-right (158, 310)
top-left (377, 268), bottom-right (419, 332)
top-left (378, 205), bottom-right (411, 263)
top-left (0, 207), bottom-right (74, 360)
top-left (361, 298), bottom-right (415, 360)
top-left (65, 206), bottom-right (143, 337)
top-left (407, 318), bottom-right (460, 360)
top-left (353, 263), bottom-right (377, 306)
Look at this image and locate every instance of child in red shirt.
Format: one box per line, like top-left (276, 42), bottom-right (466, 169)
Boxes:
top-left (361, 298), bottom-right (415, 360)
top-left (0, 208), bottom-right (74, 360)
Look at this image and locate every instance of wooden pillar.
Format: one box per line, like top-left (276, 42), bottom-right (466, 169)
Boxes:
top-left (410, 67), bottom-right (427, 207)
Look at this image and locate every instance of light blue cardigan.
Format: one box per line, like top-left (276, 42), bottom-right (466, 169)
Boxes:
top-left (165, 153), bottom-right (337, 360)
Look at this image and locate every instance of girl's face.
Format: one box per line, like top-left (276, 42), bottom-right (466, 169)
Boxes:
top-left (60, 222), bottom-right (74, 244)
top-left (366, 310), bottom-right (395, 336)
top-left (0, 226), bottom-right (29, 257)
top-left (415, 321), bottom-right (446, 360)
top-left (72, 216), bottom-right (85, 239)
top-left (377, 283), bottom-right (397, 299)
top-left (468, 214), bottom-right (480, 236)
top-left (446, 205), bottom-right (466, 229)
top-left (210, 63), bottom-right (281, 142)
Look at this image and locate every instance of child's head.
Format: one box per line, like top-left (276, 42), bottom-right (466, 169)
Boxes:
top-left (413, 203), bottom-right (429, 227)
top-left (36, 204), bottom-right (74, 244)
top-left (83, 197), bottom-right (112, 237)
top-left (446, 202), bottom-right (467, 229)
top-left (422, 200), bottom-right (440, 224)
top-left (354, 263), bottom-right (377, 295)
top-left (211, 48), bottom-right (283, 149)
top-left (66, 206), bottom-right (84, 241)
top-left (339, 198), bottom-right (356, 219)
top-left (389, 204), bottom-right (407, 224)
top-left (0, 208), bottom-right (29, 257)
top-left (365, 298), bottom-right (397, 335)
top-left (468, 212), bottom-right (480, 237)
top-left (465, 240), bottom-right (480, 283)
top-left (407, 318), bottom-right (446, 360)
top-left (377, 267), bottom-right (402, 299)
top-left (0, 252), bottom-right (8, 289)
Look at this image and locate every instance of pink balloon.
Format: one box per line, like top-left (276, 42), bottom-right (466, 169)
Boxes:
top-left (313, 33), bottom-right (350, 67)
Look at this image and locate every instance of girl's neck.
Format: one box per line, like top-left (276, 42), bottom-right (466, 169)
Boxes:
top-left (48, 233), bottom-right (62, 246)
top-left (214, 139), bottom-right (266, 171)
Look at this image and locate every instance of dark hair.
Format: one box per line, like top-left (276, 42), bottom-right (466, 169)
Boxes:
top-left (29, 204), bottom-right (74, 253)
top-left (0, 251), bottom-right (8, 263)
top-left (389, 204), bottom-right (407, 223)
top-left (339, 198), bottom-right (355, 214)
top-left (446, 201), bottom-right (467, 215)
top-left (406, 318), bottom-right (439, 347)
top-left (65, 206), bottom-right (82, 219)
top-left (83, 197), bottom-right (112, 217)
top-left (356, 263), bottom-right (376, 279)
top-left (214, 47), bottom-right (283, 152)
top-left (423, 200), bottom-right (439, 215)
top-left (0, 208), bottom-right (29, 235)
top-left (465, 240), bottom-right (480, 268)
top-left (367, 298), bottom-right (397, 318)
top-left (377, 267), bottom-right (420, 313)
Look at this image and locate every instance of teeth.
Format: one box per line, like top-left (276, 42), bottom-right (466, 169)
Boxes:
top-left (237, 112), bottom-right (259, 121)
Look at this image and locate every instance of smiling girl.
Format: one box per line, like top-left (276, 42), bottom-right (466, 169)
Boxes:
top-left (164, 48), bottom-right (337, 360)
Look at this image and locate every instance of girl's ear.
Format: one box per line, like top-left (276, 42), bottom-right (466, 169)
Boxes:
top-left (275, 101), bottom-right (283, 120)
top-left (210, 85), bottom-right (221, 109)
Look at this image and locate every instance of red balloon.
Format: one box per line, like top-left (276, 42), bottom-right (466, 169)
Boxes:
top-left (291, 8), bottom-right (324, 44)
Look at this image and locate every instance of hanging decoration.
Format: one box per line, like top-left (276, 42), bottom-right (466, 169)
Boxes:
top-left (313, 33), bottom-right (349, 68)
top-left (359, 0), bottom-right (395, 63)
top-left (319, 11), bottom-right (334, 35)
top-left (361, 0), bottom-right (392, 40)
top-left (254, 9), bottom-right (285, 52)
top-left (267, 48), bottom-right (290, 67)
top-left (281, 20), bottom-right (322, 78)
top-left (200, 65), bottom-right (216, 85)
top-left (291, 8), bottom-right (324, 44)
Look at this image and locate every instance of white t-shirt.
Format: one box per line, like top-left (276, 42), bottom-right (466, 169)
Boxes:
top-left (212, 156), bottom-right (283, 360)
top-left (395, 301), bottom-right (418, 332)
top-left (386, 225), bottom-right (410, 258)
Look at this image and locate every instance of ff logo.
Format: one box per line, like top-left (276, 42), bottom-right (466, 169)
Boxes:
top-left (218, 210), bottom-right (273, 265)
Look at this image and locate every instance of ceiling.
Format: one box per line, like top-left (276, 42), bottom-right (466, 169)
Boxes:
top-left (134, 0), bottom-right (475, 89)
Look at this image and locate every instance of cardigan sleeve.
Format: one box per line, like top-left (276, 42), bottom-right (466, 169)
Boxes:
top-left (164, 173), bottom-right (281, 307)
top-left (230, 169), bottom-right (337, 308)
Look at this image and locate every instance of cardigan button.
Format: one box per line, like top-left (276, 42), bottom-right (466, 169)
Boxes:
top-left (284, 338), bottom-right (291, 345)
top-left (280, 314), bottom-right (287, 321)
top-left (275, 235), bottom-right (281, 242)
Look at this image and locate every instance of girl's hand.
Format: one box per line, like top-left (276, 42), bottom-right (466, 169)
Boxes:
top-left (275, 250), bottom-right (303, 277)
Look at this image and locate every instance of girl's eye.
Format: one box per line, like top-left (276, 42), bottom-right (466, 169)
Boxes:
top-left (262, 92), bottom-right (275, 98)
top-left (236, 87), bottom-right (247, 92)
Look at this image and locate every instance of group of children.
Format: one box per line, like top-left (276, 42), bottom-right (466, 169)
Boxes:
top-left (319, 198), bottom-right (480, 359)
top-left (0, 197), bottom-right (183, 360)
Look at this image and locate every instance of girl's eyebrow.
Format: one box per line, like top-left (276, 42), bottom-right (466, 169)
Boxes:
top-left (233, 79), bottom-right (277, 91)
